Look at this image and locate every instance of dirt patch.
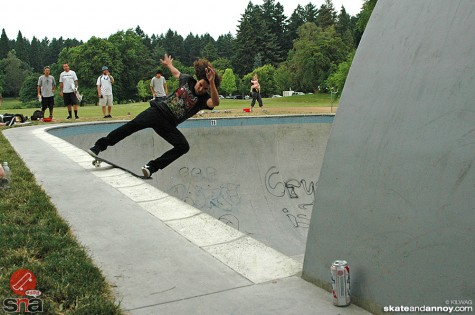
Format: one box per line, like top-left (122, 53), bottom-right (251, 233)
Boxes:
top-left (196, 106), bottom-right (338, 118)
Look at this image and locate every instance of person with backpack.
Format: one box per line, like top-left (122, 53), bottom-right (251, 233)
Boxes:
top-left (97, 66), bottom-right (115, 118)
top-left (37, 66), bottom-right (57, 119)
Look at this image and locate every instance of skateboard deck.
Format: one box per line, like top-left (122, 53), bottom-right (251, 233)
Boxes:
top-left (85, 150), bottom-right (151, 179)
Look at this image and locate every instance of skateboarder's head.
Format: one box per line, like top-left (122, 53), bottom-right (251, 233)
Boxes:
top-left (193, 59), bottom-right (220, 95)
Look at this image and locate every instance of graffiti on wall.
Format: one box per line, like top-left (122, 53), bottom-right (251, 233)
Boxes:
top-left (265, 166), bottom-right (317, 228)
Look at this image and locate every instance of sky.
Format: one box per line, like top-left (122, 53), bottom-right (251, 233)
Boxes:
top-left (1, 0), bottom-right (364, 42)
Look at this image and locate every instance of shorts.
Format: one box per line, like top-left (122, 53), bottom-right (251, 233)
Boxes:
top-left (99, 95), bottom-right (113, 106)
top-left (63, 92), bottom-right (77, 106)
top-left (41, 96), bottom-right (54, 111)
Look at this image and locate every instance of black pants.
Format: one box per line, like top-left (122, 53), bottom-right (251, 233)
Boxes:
top-left (250, 91), bottom-right (263, 107)
top-left (94, 106), bottom-right (189, 172)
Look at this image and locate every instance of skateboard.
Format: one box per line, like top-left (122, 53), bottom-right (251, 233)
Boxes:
top-left (74, 88), bottom-right (83, 103)
top-left (85, 150), bottom-right (151, 179)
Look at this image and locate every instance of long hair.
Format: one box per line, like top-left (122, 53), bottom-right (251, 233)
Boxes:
top-left (194, 59), bottom-right (221, 88)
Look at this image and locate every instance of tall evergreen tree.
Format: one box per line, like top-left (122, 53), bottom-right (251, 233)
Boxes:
top-left (29, 36), bottom-right (43, 71)
top-left (183, 33), bottom-right (201, 65)
top-left (0, 29), bottom-right (10, 60)
top-left (233, 2), bottom-right (259, 76)
top-left (316, 0), bottom-right (337, 29)
top-left (287, 5), bottom-right (306, 44)
top-left (162, 29), bottom-right (185, 62)
top-left (15, 31), bottom-right (29, 63)
top-left (303, 3), bottom-right (318, 24)
top-left (216, 33), bottom-right (235, 61)
top-left (261, 0), bottom-right (288, 62)
top-left (336, 6), bottom-right (356, 50)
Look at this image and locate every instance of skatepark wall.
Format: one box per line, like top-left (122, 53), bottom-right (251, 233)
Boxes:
top-left (302, 0), bottom-right (475, 313)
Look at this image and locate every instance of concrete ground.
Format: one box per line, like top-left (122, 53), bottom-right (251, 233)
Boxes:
top-left (3, 121), bottom-right (371, 315)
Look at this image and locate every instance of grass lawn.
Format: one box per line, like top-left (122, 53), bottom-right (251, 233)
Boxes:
top-left (1, 94), bottom-right (339, 122)
top-left (0, 93), bottom-right (338, 313)
top-left (0, 133), bottom-right (123, 314)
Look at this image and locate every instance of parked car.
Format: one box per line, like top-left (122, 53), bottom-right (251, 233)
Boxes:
top-left (271, 94), bottom-right (282, 98)
top-left (293, 91), bottom-right (305, 96)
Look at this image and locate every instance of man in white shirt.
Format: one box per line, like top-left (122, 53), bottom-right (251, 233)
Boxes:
top-left (150, 70), bottom-right (168, 100)
top-left (59, 63), bottom-right (79, 119)
top-left (97, 66), bottom-right (115, 118)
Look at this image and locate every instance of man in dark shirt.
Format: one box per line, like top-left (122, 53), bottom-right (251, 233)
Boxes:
top-left (87, 54), bottom-right (220, 178)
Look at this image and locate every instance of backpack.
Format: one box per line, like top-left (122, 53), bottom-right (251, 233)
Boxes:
top-left (31, 110), bottom-right (44, 121)
top-left (0, 113), bottom-right (26, 126)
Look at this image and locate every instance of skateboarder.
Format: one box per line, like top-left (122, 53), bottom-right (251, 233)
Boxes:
top-left (87, 54), bottom-right (220, 178)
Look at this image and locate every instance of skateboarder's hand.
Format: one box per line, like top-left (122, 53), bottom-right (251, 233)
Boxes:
top-left (205, 65), bottom-right (216, 83)
top-left (160, 54), bottom-right (173, 67)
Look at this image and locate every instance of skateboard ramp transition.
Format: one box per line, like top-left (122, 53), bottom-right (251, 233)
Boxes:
top-left (302, 0), bottom-right (475, 313)
top-left (50, 115), bottom-right (333, 260)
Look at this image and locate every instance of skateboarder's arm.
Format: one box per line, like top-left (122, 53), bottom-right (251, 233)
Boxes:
top-left (160, 54), bottom-right (180, 79)
top-left (206, 65), bottom-right (219, 108)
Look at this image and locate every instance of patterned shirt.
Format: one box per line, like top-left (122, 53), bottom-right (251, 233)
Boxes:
top-left (156, 73), bottom-right (211, 125)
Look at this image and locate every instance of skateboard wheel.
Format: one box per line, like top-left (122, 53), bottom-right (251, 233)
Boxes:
top-left (92, 160), bottom-right (101, 167)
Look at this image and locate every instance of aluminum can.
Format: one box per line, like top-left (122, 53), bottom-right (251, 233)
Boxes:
top-left (331, 260), bottom-right (351, 306)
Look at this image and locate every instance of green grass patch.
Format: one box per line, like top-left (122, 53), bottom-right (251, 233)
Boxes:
top-left (1, 94), bottom-right (339, 121)
top-left (0, 132), bottom-right (123, 314)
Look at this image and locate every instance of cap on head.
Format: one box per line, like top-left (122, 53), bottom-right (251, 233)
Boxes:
top-left (102, 66), bottom-right (108, 71)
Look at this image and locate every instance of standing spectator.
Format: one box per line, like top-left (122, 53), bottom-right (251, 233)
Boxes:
top-left (59, 63), bottom-right (79, 119)
top-left (37, 66), bottom-right (57, 119)
top-left (150, 70), bottom-right (168, 100)
top-left (250, 73), bottom-right (264, 111)
top-left (97, 66), bottom-right (115, 118)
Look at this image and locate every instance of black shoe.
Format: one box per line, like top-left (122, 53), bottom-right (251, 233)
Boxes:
top-left (106, 115), bottom-right (112, 118)
top-left (141, 165), bottom-right (153, 178)
top-left (66, 116), bottom-right (72, 119)
top-left (87, 146), bottom-right (101, 158)
top-left (75, 116), bottom-right (79, 119)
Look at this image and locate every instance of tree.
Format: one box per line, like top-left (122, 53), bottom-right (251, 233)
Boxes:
top-left (221, 68), bottom-right (237, 96)
top-left (316, 0), bottom-right (337, 29)
top-left (212, 58), bottom-right (233, 74)
top-left (216, 33), bottom-right (235, 61)
top-left (109, 30), bottom-right (153, 101)
top-left (15, 31), bottom-right (29, 63)
top-left (261, 0), bottom-right (288, 62)
top-left (19, 72), bottom-right (41, 104)
top-left (274, 62), bottom-right (293, 92)
top-left (136, 80), bottom-right (149, 101)
top-left (58, 36), bottom-right (124, 104)
top-left (286, 23), bottom-right (349, 92)
top-left (325, 51), bottom-right (355, 95)
top-left (0, 29), bottom-right (10, 60)
top-left (336, 6), bottom-right (356, 49)
top-left (201, 42), bottom-right (218, 62)
top-left (355, 0), bottom-right (378, 45)
top-left (233, 2), bottom-right (260, 76)
top-left (0, 50), bottom-right (31, 97)
top-left (242, 64), bottom-right (277, 97)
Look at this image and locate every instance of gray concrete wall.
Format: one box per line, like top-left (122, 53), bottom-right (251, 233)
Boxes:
top-left (302, 0), bottom-right (475, 313)
top-left (55, 117), bottom-right (332, 260)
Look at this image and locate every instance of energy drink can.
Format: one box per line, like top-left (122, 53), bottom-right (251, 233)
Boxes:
top-left (331, 260), bottom-right (351, 306)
